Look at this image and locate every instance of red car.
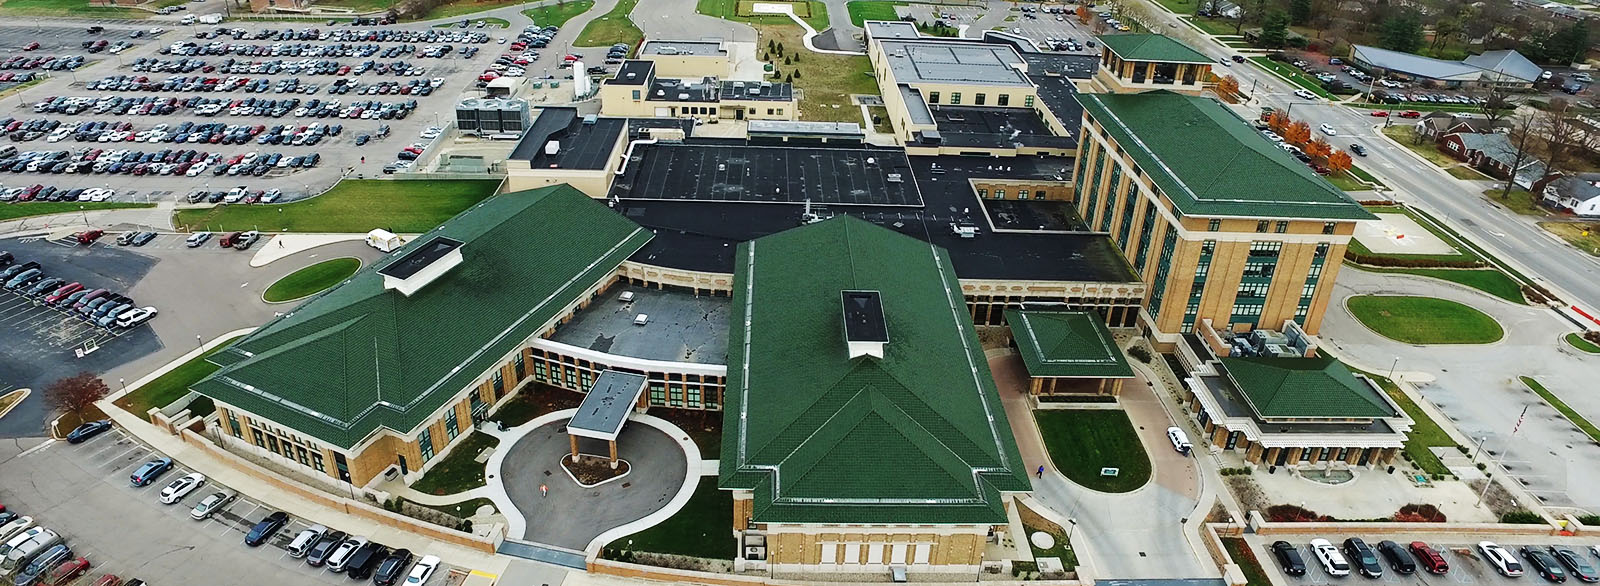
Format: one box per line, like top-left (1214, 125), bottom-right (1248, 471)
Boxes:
top-left (1408, 542), bottom-right (1448, 575)
top-left (1369, 110), bottom-right (1389, 117)
top-left (21, 42), bottom-right (39, 51)
top-left (45, 282), bottom-right (82, 304)
top-left (76, 229), bottom-right (104, 244)
top-left (47, 557), bottom-right (90, 586)
top-left (91, 575), bottom-right (121, 586)
top-left (1398, 110), bottom-right (1422, 118)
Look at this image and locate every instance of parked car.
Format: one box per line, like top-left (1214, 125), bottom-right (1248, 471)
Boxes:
top-left (345, 542), bottom-right (389, 580)
top-left (287, 524), bottom-right (327, 558)
top-left (129, 457), bottom-right (174, 487)
top-left (1409, 542), bottom-right (1449, 575)
top-left (373, 548), bottom-right (414, 586)
top-left (1523, 546), bottom-right (1569, 583)
top-left (1344, 538), bottom-right (1382, 578)
top-left (244, 511), bottom-right (289, 546)
top-left (326, 536), bottom-right (368, 572)
top-left (1312, 539), bottom-right (1351, 577)
top-left (404, 554), bottom-right (440, 585)
top-left (1481, 542), bottom-right (1524, 577)
top-left (189, 490), bottom-right (235, 520)
top-left (157, 472), bottom-right (205, 505)
top-left (65, 420), bottom-right (111, 444)
top-left (14, 543), bottom-right (72, 586)
top-left (1553, 547), bottom-right (1600, 583)
top-left (75, 229), bottom-right (103, 244)
top-left (1272, 541), bottom-right (1306, 576)
top-left (185, 232), bottom-right (210, 247)
top-left (233, 230), bottom-right (260, 250)
top-left (0, 516), bottom-right (34, 545)
top-left (304, 530), bottom-right (348, 567)
top-left (44, 557), bottom-right (89, 586)
top-left (1377, 541), bottom-right (1415, 575)
top-left (90, 575), bottom-right (120, 586)
top-left (115, 306), bottom-right (157, 328)
top-left (1166, 427), bottom-right (1191, 455)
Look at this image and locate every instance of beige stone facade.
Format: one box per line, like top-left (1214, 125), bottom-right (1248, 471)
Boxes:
top-left (1091, 50), bottom-right (1212, 96)
top-left (758, 524), bottom-right (991, 574)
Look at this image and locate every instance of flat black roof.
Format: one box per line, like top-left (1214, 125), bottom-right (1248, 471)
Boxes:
top-left (512, 108), bottom-right (626, 170)
top-left (842, 290), bottom-right (889, 342)
top-left (377, 237), bottom-right (462, 280)
top-left (719, 81), bottom-right (794, 102)
top-left (647, 77), bottom-right (717, 102)
top-left (925, 105), bottom-right (1075, 150)
top-left (607, 60), bottom-right (654, 86)
top-left (609, 142), bottom-right (1139, 283)
top-left (1030, 72), bottom-right (1085, 141)
top-left (610, 143), bottom-right (922, 206)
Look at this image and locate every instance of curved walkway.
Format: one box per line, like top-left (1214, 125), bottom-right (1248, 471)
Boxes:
top-left (992, 353), bottom-right (1211, 579)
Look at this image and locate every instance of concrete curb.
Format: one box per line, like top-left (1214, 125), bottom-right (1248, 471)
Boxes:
top-left (259, 256), bottom-right (363, 305)
top-left (1339, 294), bottom-right (1508, 347)
top-left (104, 328), bottom-right (255, 405)
top-left (0, 388), bottom-right (31, 421)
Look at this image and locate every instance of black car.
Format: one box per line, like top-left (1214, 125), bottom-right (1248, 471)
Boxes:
top-left (1377, 541), bottom-right (1416, 575)
top-left (373, 548), bottom-right (414, 586)
top-left (1349, 143), bottom-right (1368, 157)
top-left (1272, 541), bottom-right (1306, 576)
top-left (1523, 547), bottom-right (1569, 583)
top-left (305, 530), bottom-right (348, 567)
top-left (66, 420), bottom-right (112, 443)
top-left (345, 542), bottom-right (388, 580)
top-left (1344, 538), bottom-right (1383, 578)
top-left (132, 232), bottom-right (157, 246)
top-left (244, 511), bottom-right (290, 546)
top-left (1552, 547), bottom-right (1600, 583)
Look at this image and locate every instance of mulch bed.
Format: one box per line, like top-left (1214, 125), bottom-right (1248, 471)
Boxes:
top-left (562, 455), bottom-right (630, 486)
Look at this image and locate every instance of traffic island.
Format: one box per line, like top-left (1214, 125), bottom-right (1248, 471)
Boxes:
top-left (561, 455), bottom-right (631, 487)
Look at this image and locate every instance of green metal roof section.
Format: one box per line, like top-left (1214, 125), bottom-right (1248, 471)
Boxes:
top-left (192, 185), bottom-right (652, 449)
top-left (1098, 34), bottom-right (1214, 64)
top-left (1219, 355), bottom-right (1398, 419)
top-left (1078, 91), bottom-right (1377, 221)
top-left (1005, 309), bottom-right (1133, 378)
top-left (719, 216), bottom-right (1030, 525)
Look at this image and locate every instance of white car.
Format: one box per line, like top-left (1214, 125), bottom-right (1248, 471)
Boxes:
top-left (1261, 130), bottom-right (1283, 143)
top-left (405, 554), bottom-right (441, 584)
top-left (327, 536), bottom-right (368, 572)
top-left (189, 490), bottom-right (236, 520)
top-left (1166, 427), bottom-right (1191, 454)
top-left (116, 306), bottom-right (158, 328)
top-left (419, 127), bottom-right (442, 139)
top-left (1293, 89), bottom-right (1317, 100)
top-left (0, 516), bottom-right (33, 544)
top-left (1479, 541), bottom-right (1524, 577)
top-left (1311, 538), bottom-right (1351, 577)
top-left (158, 472), bottom-right (206, 504)
top-left (186, 163), bottom-right (209, 177)
top-left (1319, 123), bottom-right (1337, 136)
top-left (92, 189), bottom-right (112, 202)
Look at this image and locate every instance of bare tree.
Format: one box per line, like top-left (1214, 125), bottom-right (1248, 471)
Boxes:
top-left (46, 372), bottom-right (109, 417)
top-left (1501, 114), bottom-right (1540, 200)
top-left (1541, 99), bottom-right (1587, 174)
top-left (1474, 81), bottom-right (1514, 124)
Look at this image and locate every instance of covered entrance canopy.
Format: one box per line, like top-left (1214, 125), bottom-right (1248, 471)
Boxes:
top-left (1006, 309), bottom-right (1134, 395)
top-left (567, 369), bottom-right (648, 465)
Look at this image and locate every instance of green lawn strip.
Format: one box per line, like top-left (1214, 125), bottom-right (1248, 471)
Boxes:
top-left (845, 0), bottom-right (903, 25)
top-left (1, 202), bottom-right (153, 222)
top-left (1033, 409), bottom-right (1151, 493)
top-left (1190, 17), bottom-right (1240, 36)
top-left (310, 0), bottom-right (393, 12)
top-left (1221, 538), bottom-right (1272, 586)
top-left (174, 179), bottom-right (500, 233)
top-left (1348, 164), bottom-right (1383, 187)
top-left (409, 432), bottom-right (501, 495)
top-left (1481, 188), bottom-right (1551, 217)
top-left (523, 0), bottom-right (594, 27)
top-left (1448, 166), bottom-right (1489, 180)
top-left (1017, 502), bottom-right (1077, 568)
top-left (0, 0), bottom-right (149, 17)
top-left (1247, 57), bottom-right (1333, 99)
top-left (574, 0), bottom-right (642, 47)
top-left (263, 257), bottom-right (361, 303)
top-left (114, 336), bottom-right (245, 417)
top-left (1350, 368), bottom-right (1455, 476)
top-left (1565, 333), bottom-right (1600, 353)
top-left (1346, 295), bottom-right (1503, 344)
top-left (755, 24), bottom-right (876, 122)
top-left (698, 0), bottom-right (828, 30)
top-left (412, 496), bottom-right (496, 519)
top-left (1404, 206), bottom-right (1541, 287)
top-left (1326, 171), bottom-right (1366, 191)
top-left (1520, 376), bottom-right (1600, 443)
top-left (1344, 264), bottom-right (1525, 305)
top-left (607, 477), bottom-right (735, 559)
top-left (1379, 126), bottom-right (1461, 168)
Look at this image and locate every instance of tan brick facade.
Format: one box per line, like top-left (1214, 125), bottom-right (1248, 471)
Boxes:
top-left (764, 526), bottom-right (986, 570)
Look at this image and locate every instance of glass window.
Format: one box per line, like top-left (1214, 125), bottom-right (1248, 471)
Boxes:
top-left (1208, 219), bottom-right (1221, 232)
top-left (649, 383), bottom-right (666, 406)
top-left (296, 445), bottom-right (310, 466)
top-left (445, 408), bottom-right (460, 440)
top-left (996, 188), bottom-right (1006, 199)
top-left (631, 90), bottom-right (640, 100)
top-left (1275, 221), bottom-right (1289, 233)
top-left (977, 188), bottom-right (988, 199)
top-left (1256, 220), bottom-right (1270, 233)
top-left (950, 92), bottom-right (961, 105)
top-left (688, 386), bottom-right (702, 408)
top-left (1024, 95), bottom-right (1034, 108)
top-left (266, 435), bottom-right (279, 454)
top-left (312, 452), bottom-right (325, 473)
top-left (998, 94), bottom-right (1010, 106)
top-left (419, 429), bottom-right (434, 463)
top-left (974, 93), bottom-right (986, 105)
top-left (228, 412), bottom-right (242, 438)
top-left (1037, 189), bottom-right (1046, 200)
top-left (514, 353), bottom-right (526, 380)
top-left (1322, 221), bottom-right (1337, 235)
top-left (1018, 189), bottom-right (1029, 200)
top-left (928, 91), bottom-right (940, 104)
top-left (492, 370), bottom-right (504, 395)
top-left (252, 429), bottom-right (265, 449)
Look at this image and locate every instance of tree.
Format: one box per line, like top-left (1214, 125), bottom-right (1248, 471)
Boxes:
top-left (1289, 0), bottom-right (1312, 25)
top-left (1541, 99), bottom-right (1586, 174)
top-left (1431, 18), bottom-right (1462, 52)
top-left (1260, 11), bottom-right (1290, 49)
top-left (1474, 82), bottom-right (1514, 124)
top-left (1077, 4), bottom-right (1091, 24)
top-left (1285, 121), bottom-right (1312, 146)
top-left (46, 372), bottom-right (109, 417)
top-left (1501, 114), bottom-right (1539, 200)
top-left (1218, 75), bottom-right (1241, 99)
top-left (1379, 12), bottom-right (1423, 53)
top-left (1306, 138), bottom-right (1334, 161)
top-left (1328, 150), bottom-right (1353, 173)
top-left (1549, 20), bottom-right (1590, 65)
top-left (1268, 110), bottom-right (1292, 134)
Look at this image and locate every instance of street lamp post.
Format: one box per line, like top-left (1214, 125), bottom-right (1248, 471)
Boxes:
top-left (1388, 356), bottom-right (1399, 380)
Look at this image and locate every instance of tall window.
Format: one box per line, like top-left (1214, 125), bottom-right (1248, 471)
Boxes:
top-left (928, 91), bottom-right (940, 104)
top-left (419, 429), bottom-right (434, 463)
top-left (1275, 221), bottom-right (1289, 233)
top-left (950, 92), bottom-right (962, 105)
top-left (1256, 220), bottom-right (1270, 233)
top-left (998, 94), bottom-right (1010, 106)
top-left (1101, 165), bottom-right (1123, 232)
top-left (1184, 239), bottom-right (1217, 331)
top-left (514, 353), bottom-right (526, 380)
top-left (492, 370), bottom-right (504, 397)
top-left (1117, 197), bottom-right (1140, 251)
top-left (649, 383), bottom-right (666, 406)
top-left (445, 408), bottom-right (460, 440)
top-left (1134, 204), bottom-right (1158, 273)
top-left (1147, 227), bottom-right (1179, 319)
top-left (1208, 219), bottom-right (1221, 232)
top-left (228, 412), bottom-right (242, 438)
top-left (1322, 221), bottom-right (1337, 235)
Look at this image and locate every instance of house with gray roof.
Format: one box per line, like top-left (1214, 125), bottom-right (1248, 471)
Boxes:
top-left (1351, 45), bottom-right (1545, 88)
top-left (1538, 173), bottom-right (1600, 216)
top-left (1439, 131), bottom-right (1549, 188)
top-left (1463, 49), bottom-right (1545, 84)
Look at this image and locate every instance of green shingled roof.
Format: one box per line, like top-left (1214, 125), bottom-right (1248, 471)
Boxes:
top-left (1005, 309), bottom-right (1133, 378)
top-left (719, 216), bottom-right (1029, 525)
top-left (1098, 34), bottom-right (1213, 64)
top-left (1078, 91), bottom-right (1375, 221)
top-left (1219, 355), bottom-right (1397, 419)
top-left (193, 185), bottom-right (652, 449)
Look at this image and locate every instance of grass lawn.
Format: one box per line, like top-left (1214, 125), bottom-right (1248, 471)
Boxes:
top-left (1540, 221), bottom-right (1600, 257)
top-left (486, 383), bottom-right (583, 427)
top-left (312, 0), bottom-right (393, 11)
top-left (0, 389), bottom-right (24, 418)
top-left (1017, 502), bottom-right (1077, 568)
top-left (1347, 205), bottom-right (1482, 266)
top-left (1352, 368), bottom-right (1455, 476)
top-left (414, 496), bottom-right (496, 519)
top-left (1346, 265), bottom-right (1525, 305)
top-left (523, 0), bottom-right (593, 27)
top-left (607, 477), bottom-right (735, 559)
top-left (1190, 17), bottom-right (1240, 36)
top-left (865, 105), bottom-right (892, 133)
top-left (113, 336), bottom-right (244, 417)
top-left (1349, 164), bottom-right (1384, 187)
top-left (1248, 57), bottom-right (1333, 99)
top-left (417, 0), bottom-right (528, 21)
top-left (1222, 538), bottom-right (1273, 586)
top-left (1352, 101), bottom-right (1488, 114)
top-left (1448, 166), bottom-right (1490, 180)
top-left (1347, 295), bottom-right (1503, 344)
top-left (1034, 409), bottom-right (1151, 493)
top-left (1327, 171), bottom-right (1367, 191)
top-left (1481, 189), bottom-right (1550, 217)
top-left (409, 432), bottom-right (500, 496)
top-left (1379, 126), bottom-right (1460, 168)
top-left (174, 179), bottom-right (499, 234)
top-left (845, 0), bottom-right (902, 25)
top-left (755, 25), bottom-right (876, 121)
top-left (1152, 0), bottom-right (1195, 13)
top-left (0, 0), bottom-right (150, 17)
top-left (1, 202), bottom-right (153, 223)
top-left (1520, 376), bottom-right (1600, 444)
top-left (263, 257), bottom-right (360, 303)
top-left (1565, 332), bottom-right (1600, 353)
top-left (698, 0), bottom-right (829, 31)
top-left (574, 0), bottom-right (642, 47)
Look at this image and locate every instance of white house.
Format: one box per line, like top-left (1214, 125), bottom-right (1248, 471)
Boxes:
top-left (1541, 174), bottom-right (1600, 216)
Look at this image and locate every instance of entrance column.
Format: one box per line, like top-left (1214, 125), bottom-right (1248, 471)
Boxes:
top-left (569, 434), bottom-right (580, 462)
top-left (608, 439), bottom-right (619, 469)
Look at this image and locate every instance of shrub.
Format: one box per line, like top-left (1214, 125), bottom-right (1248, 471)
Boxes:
top-left (1343, 250), bottom-right (1484, 268)
top-left (1522, 285), bottom-right (1548, 304)
top-left (1501, 511), bottom-right (1545, 524)
top-left (1578, 515), bottom-right (1600, 525)
top-left (1394, 503), bottom-right (1447, 522)
top-left (1267, 504), bottom-right (1334, 522)
top-left (1585, 331), bottom-right (1600, 346)
top-left (1128, 345), bottom-right (1153, 363)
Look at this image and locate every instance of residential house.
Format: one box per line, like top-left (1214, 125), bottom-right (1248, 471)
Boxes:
top-left (1416, 112), bottom-right (1500, 139)
top-left (1536, 173), bottom-right (1600, 216)
top-left (1438, 132), bottom-right (1548, 188)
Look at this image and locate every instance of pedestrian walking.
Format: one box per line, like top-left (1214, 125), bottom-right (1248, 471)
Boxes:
top-left (540, 483), bottom-right (548, 498)
top-left (1036, 465), bottom-right (1044, 478)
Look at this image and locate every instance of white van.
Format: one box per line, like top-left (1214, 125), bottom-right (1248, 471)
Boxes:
top-left (1166, 427), bottom-right (1192, 455)
top-left (0, 517), bottom-right (33, 545)
top-left (364, 229), bottom-right (403, 252)
top-left (288, 524), bottom-right (327, 558)
top-left (179, 14), bottom-right (196, 24)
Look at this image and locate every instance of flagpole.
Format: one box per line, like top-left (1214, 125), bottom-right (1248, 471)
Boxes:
top-left (1476, 405), bottom-right (1528, 507)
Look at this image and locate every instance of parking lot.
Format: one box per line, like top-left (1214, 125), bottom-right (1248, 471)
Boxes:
top-left (1249, 535), bottom-right (1600, 586)
top-left (992, 3), bottom-right (1101, 54)
top-left (0, 429), bottom-right (460, 585)
top-left (0, 23), bottom-right (149, 54)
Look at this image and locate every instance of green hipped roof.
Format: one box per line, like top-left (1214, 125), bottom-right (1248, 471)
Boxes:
top-left (1078, 91), bottom-right (1376, 221)
top-left (1098, 34), bottom-right (1213, 64)
top-left (719, 216), bottom-right (1029, 525)
top-left (1005, 310), bottom-right (1133, 378)
top-left (1219, 355), bottom-right (1398, 419)
top-left (193, 185), bottom-right (652, 449)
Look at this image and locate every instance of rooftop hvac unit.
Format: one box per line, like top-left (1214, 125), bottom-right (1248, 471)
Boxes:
top-left (633, 314), bottom-right (650, 326)
top-left (544, 140), bottom-right (559, 155)
top-left (583, 114), bottom-right (598, 125)
top-left (626, 72), bottom-right (637, 79)
top-left (718, 163), bottom-right (726, 171)
top-left (618, 291), bottom-right (635, 302)
top-left (658, 46), bottom-right (680, 55)
top-left (656, 89), bottom-right (665, 97)
top-left (733, 81), bottom-right (745, 89)
top-left (678, 93), bottom-right (690, 100)
top-left (886, 173), bottom-right (902, 183)
top-left (761, 81), bottom-right (771, 89)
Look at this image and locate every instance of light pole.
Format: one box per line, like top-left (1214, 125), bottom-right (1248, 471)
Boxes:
top-left (1387, 356), bottom-right (1398, 380)
top-left (1471, 436), bottom-right (1487, 462)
